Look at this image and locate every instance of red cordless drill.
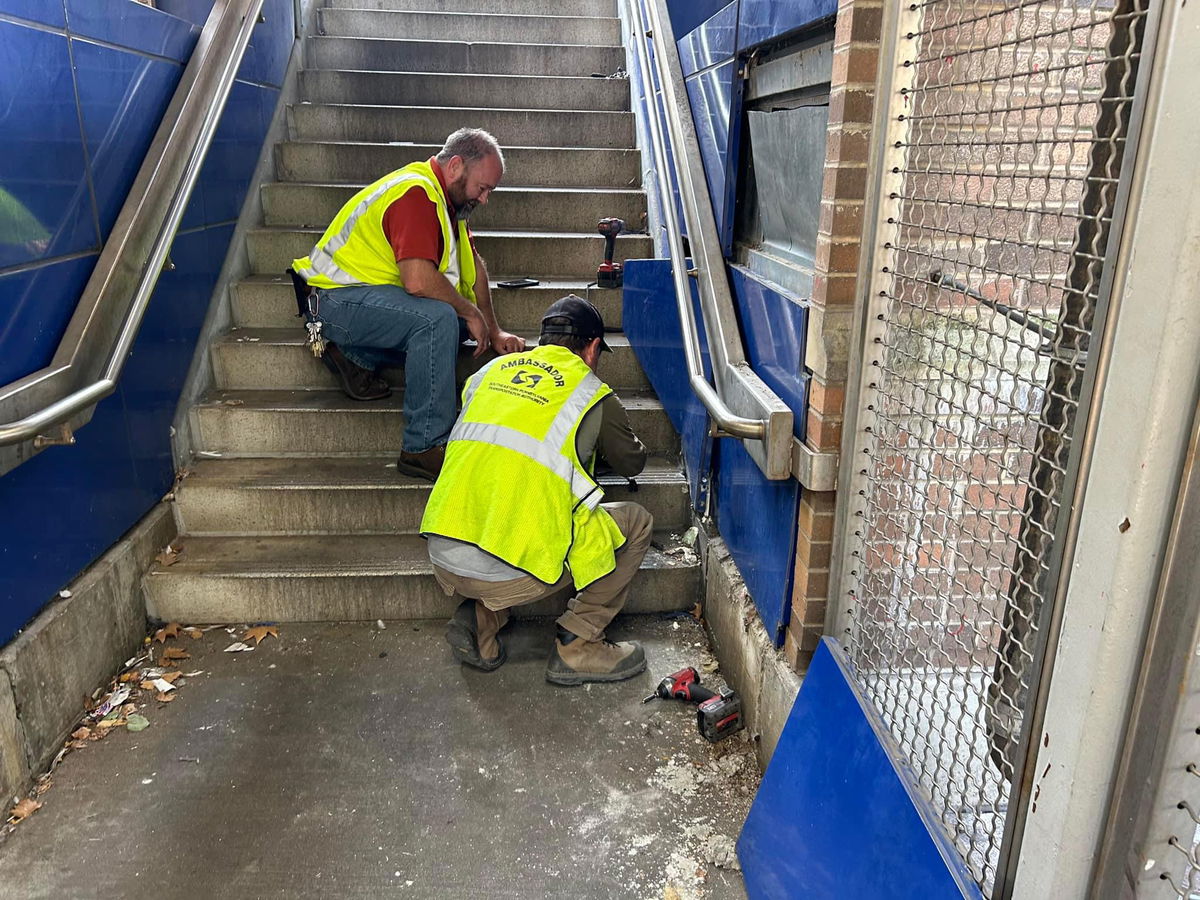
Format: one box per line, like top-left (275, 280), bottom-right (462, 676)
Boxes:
top-left (596, 217), bottom-right (624, 289)
top-left (643, 666), bottom-right (745, 742)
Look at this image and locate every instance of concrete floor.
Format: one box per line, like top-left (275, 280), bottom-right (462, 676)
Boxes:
top-left (0, 616), bottom-right (755, 899)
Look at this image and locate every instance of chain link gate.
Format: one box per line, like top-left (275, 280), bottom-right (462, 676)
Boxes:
top-left (837, 0), bottom-right (1152, 894)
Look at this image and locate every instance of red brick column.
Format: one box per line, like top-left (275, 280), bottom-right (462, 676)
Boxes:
top-left (784, 0), bottom-right (884, 671)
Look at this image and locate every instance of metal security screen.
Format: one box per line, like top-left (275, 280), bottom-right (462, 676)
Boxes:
top-left (841, 0), bottom-right (1149, 893)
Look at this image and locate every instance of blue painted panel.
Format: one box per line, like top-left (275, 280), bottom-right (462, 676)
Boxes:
top-left (195, 80), bottom-right (270, 225)
top-left (739, 639), bottom-right (985, 899)
top-left (64, 0), bottom-right (199, 61)
top-left (74, 40), bottom-right (183, 239)
top-left (730, 265), bottom-right (809, 439)
top-left (684, 61), bottom-right (735, 236)
top-left (666, 0), bottom-right (735, 44)
top-left (0, 22), bottom-right (97, 269)
top-left (0, 0), bottom-right (66, 27)
top-left (737, 0), bottom-right (837, 50)
top-left (714, 438), bottom-right (798, 641)
top-left (155, 0), bottom-right (212, 27)
top-left (0, 255), bottom-right (97, 383)
top-left (677, 1), bottom-right (737, 76)
top-left (238, 0), bottom-right (294, 88)
top-left (623, 259), bottom-right (713, 511)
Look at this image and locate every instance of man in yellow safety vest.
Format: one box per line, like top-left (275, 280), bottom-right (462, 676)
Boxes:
top-left (291, 128), bottom-right (524, 481)
top-left (421, 296), bottom-right (652, 685)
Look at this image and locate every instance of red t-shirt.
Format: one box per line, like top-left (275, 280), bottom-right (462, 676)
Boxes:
top-left (380, 157), bottom-right (474, 267)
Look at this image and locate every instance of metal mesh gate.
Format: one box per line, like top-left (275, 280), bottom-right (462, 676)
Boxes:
top-left (840, 0), bottom-right (1150, 893)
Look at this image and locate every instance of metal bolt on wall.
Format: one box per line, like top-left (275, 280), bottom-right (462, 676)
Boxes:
top-left (839, 0), bottom-right (1150, 894)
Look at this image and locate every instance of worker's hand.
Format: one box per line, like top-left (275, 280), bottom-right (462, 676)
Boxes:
top-left (464, 311), bottom-right (491, 358)
top-left (490, 329), bottom-right (526, 355)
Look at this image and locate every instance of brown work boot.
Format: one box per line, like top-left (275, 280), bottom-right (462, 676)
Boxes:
top-left (397, 444), bottom-right (445, 482)
top-left (445, 598), bottom-right (507, 671)
top-left (322, 342), bottom-right (391, 401)
top-left (545, 627), bottom-right (646, 685)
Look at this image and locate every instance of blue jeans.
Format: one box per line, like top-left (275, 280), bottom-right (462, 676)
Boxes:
top-left (314, 284), bottom-right (465, 453)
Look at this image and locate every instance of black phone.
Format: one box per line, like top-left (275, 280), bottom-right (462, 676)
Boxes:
top-left (497, 278), bottom-right (540, 289)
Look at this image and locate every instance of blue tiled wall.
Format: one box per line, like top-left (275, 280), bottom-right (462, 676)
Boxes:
top-left (0, 0), bottom-right (295, 643)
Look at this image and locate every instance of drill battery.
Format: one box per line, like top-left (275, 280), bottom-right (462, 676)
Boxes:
top-left (696, 688), bottom-right (743, 742)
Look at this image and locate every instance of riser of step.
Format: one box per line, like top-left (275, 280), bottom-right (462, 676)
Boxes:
top-left (289, 104), bottom-right (635, 150)
top-left (191, 390), bottom-right (679, 457)
top-left (275, 142), bottom-right (642, 190)
top-left (211, 331), bottom-right (651, 393)
top-left (247, 228), bottom-right (651, 280)
top-left (300, 70), bottom-right (631, 112)
top-left (144, 536), bottom-right (696, 624)
top-left (307, 37), bottom-right (626, 78)
top-left (324, 0), bottom-right (617, 20)
top-left (233, 276), bottom-right (622, 331)
top-left (318, 10), bottom-right (621, 47)
top-left (173, 459), bottom-right (689, 535)
top-left (261, 183), bottom-right (646, 233)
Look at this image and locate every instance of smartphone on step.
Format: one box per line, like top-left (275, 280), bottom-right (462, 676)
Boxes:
top-left (496, 278), bottom-right (540, 289)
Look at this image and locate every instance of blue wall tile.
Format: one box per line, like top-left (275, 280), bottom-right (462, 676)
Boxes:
top-left (65, 0), bottom-right (199, 61)
top-left (155, 0), bottom-right (213, 27)
top-left (196, 80), bottom-right (270, 225)
top-left (737, 0), bottom-right (837, 50)
top-left (666, 0), bottom-right (735, 44)
top-left (74, 40), bottom-right (183, 239)
top-left (0, 22), bottom-right (97, 269)
top-left (0, 254), bottom-right (97, 383)
top-left (685, 61), bottom-right (735, 235)
top-left (678, 0), bottom-right (737, 76)
top-left (0, 0), bottom-right (66, 27)
top-left (238, 0), bottom-right (294, 88)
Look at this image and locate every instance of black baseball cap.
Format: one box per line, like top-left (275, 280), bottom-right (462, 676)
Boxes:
top-left (539, 294), bottom-right (612, 352)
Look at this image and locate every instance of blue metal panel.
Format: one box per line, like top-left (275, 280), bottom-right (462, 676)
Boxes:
top-left (739, 639), bottom-right (986, 900)
top-left (64, 0), bottom-right (199, 62)
top-left (713, 438), bottom-right (798, 642)
top-left (684, 61), bottom-right (735, 238)
top-left (737, 0), bottom-right (837, 50)
top-left (622, 259), bottom-right (713, 512)
top-left (0, 0), bottom-right (66, 27)
top-left (74, 41), bottom-right (183, 240)
top-left (677, 0), bottom-right (737, 77)
top-left (238, 0), bottom-right (294, 88)
top-left (730, 265), bottom-right (808, 439)
top-left (665, 0), bottom-right (735, 45)
top-left (0, 255), bottom-right (96, 384)
top-left (0, 22), bottom-right (97, 269)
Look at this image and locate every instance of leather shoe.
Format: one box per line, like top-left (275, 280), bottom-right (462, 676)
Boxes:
top-left (397, 444), bottom-right (445, 482)
top-left (321, 341), bottom-right (391, 401)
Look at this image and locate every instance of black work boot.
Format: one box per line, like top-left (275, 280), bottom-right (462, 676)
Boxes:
top-left (545, 625), bottom-right (645, 685)
top-left (321, 342), bottom-right (391, 401)
top-left (445, 598), bottom-right (507, 672)
top-left (397, 444), bottom-right (445, 482)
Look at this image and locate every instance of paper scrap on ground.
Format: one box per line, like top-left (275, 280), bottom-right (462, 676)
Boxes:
top-left (224, 642), bottom-right (253, 652)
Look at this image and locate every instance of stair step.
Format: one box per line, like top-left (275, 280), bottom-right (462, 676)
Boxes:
top-left (318, 10), bottom-right (621, 46)
top-left (261, 182), bottom-right (646, 232)
top-left (211, 329), bottom-right (651, 393)
top-left (306, 37), bottom-right (626, 78)
top-left (324, 0), bottom-right (617, 19)
top-left (247, 227), bottom-right (651, 280)
top-left (192, 389), bottom-right (679, 457)
top-left (173, 457), bottom-right (688, 535)
top-left (233, 275), bottom-right (622, 331)
top-left (300, 69), bottom-right (631, 112)
top-left (274, 142), bottom-right (642, 189)
top-left (289, 104), bottom-right (634, 150)
top-left (144, 533), bottom-right (698, 624)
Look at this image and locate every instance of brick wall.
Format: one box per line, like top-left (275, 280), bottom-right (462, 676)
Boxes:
top-left (784, 0), bottom-right (885, 671)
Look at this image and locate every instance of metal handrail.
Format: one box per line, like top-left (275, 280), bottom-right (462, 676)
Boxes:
top-left (624, 0), bottom-right (837, 486)
top-left (0, 0), bottom-right (266, 475)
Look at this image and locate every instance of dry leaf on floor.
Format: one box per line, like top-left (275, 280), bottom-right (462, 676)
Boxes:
top-left (243, 625), bottom-right (278, 645)
top-left (71, 727), bottom-right (91, 741)
top-left (8, 798), bottom-right (41, 823)
top-left (155, 546), bottom-right (182, 568)
top-left (689, 602), bottom-right (704, 621)
top-left (161, 647), bottom-right (190, 660)
top-left (125, 714), bottom-right (150, 733)
top-left (160, 671), bottom-right (182, 684)
top-left (96, 718), bottom-right (126, 729)
top-left (185, 628), bottom-right (203, 639)
top-left (119, 671), bottom-right (140, 683)
top-left (154, 622), bottom-right (181, 642)
top-left (32, 779), bottom-right (52, 797)
top-left (155, 692), bottom-right (176, 703)
top-left (139, 681), bottom-right (157, 691)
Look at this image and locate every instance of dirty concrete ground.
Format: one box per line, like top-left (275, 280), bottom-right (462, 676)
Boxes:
top-left (0, 616), bottom-right (757, 899)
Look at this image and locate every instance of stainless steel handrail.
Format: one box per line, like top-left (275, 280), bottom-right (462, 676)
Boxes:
top-left (624, 0), bottom-right (838, 486)
top-left (0, 0), bottom-right (266, 475)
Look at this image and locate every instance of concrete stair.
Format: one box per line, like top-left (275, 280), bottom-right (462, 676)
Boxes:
top-left (154, 0), bottom-right (692, 627)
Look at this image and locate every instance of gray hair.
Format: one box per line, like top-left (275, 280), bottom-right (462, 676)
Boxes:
top-left (435, 128), bottom-right (505, 173)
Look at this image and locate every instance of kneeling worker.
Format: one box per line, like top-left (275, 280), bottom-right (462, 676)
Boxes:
top-left (420, 296), bottom-right (652, 685)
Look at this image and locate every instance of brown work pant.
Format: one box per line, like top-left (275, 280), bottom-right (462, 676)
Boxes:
top-left (431, 501), bottom-right (654, 642)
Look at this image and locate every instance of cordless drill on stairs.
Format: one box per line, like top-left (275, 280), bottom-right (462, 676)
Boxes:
top-left (596, 217), bottom-right (624, 289)
top-left (643, 666), bottom-right (744, 742)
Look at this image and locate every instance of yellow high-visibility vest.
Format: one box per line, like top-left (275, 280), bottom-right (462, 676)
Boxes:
top-left (291, 159), bottom-right (477, 301)
top-left (420, 345), bottom-right (626, 588)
